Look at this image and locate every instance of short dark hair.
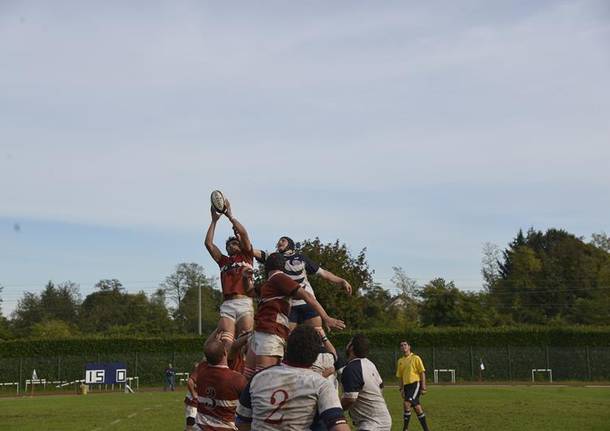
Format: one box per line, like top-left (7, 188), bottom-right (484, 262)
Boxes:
top-left (280, 236), bottom-right (295, 250)
top-left (350, 334), bottom-right (369, 358)
top-left (204, 340), bottom-right (226, 365)
top-left (265, 252), bottom-right (286, 272)
top-left (225, 236), bottom-right (239, 248)
top-left (285, 325), bottom-right (322, 367)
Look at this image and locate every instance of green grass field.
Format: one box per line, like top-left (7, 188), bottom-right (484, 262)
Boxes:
top-left (1, 386), bottom-right (610, 431)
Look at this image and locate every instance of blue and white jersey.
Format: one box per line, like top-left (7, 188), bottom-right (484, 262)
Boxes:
top-left (258, 250), bottom-right (321, 306)
top-left (340, 357), bottom-right (392, 431)
top-left (236, 363), bottom-right (346, 431)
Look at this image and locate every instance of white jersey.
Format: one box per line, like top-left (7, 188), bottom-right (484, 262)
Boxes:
top-left (236, 363), bottom-right (346, 431)
top-left (341, 357), bottom-right (392, 431)
top-left (311, 351), bottom-right (338, 391)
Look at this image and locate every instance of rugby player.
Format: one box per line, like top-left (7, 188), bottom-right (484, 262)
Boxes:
top-left (340, 334), bottom-right (392, 431)
top-left (185, 362), bottom-right (199, 431)
top-left (205, 199), bottom-right (255, 350)
top-left (236, 325), bottom-right (350, 431)
top-left (253, 236), bottom-right (352, 329)
top-left (244, 252), bottom-right (345, 378)
top-left (194, 338), bottom-right (247, 430)
top-left (396, 341), bottom-right (431, 431)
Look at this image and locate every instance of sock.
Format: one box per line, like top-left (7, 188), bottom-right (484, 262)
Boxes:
top-left (243, 367), bottom-right (255, 380)
top-left (220, 331), bottom-right (235, 343)
top-left (417, 412), bottom-right (430, 431)
top-left (403, 411), bottom-right (412, 431)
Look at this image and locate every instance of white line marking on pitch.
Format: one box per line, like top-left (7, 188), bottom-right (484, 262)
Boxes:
top-left (110, 419), bottom-right (121, 425)
top-left (128, 413), bottom-right (137, 418)
top-left (143, 407), bottom-right (152, 411)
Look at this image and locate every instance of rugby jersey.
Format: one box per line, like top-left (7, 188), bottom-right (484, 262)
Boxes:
top-left (254, 272), bottom-right (301, 340)
top-left (194, 362), bottom-right (247, 430)
top-left (236, 363), bottom-right (347, 431)
top-left (218, 254), bottom-right (254, 299)
top-left (341, 357), bottom-right (392, 431)
top-left (311, 349), bottom-right (339, 391)
top-left (258, 250), bottom-right (321, 306)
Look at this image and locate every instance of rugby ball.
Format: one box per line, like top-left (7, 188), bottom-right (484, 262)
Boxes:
top-left (210, 190), bottom-right (226, 213)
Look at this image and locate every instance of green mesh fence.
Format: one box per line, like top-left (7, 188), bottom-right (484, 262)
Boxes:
top-left (1, 345), bottom-right (609, 396)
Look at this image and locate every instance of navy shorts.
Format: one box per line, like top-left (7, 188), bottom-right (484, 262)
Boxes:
top-left (403, 382), bottom-right (422, 407)
top-left (289, 304), bottom-right (319, 323)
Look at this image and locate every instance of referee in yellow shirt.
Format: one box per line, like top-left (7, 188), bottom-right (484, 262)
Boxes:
top-left (395, 341), bottom-right (430, 431)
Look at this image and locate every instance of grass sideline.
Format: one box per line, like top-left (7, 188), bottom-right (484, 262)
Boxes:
top-left (1, 386), bottom-right (609, 430)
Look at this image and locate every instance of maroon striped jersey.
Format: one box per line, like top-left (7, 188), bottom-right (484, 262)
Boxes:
top-left (254, 272), bottom-right (301, 340)
top-left (195, 362), bottom-right (247, 430)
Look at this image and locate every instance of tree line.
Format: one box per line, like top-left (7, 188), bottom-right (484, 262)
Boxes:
top-left (1, 229), bottom-right (609, 339)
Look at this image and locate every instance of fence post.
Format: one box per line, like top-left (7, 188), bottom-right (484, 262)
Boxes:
top-left (469, 346), bottom-right (474, 381)
top-left (585, 346), bottom-right (591, 381)
top-left (135, 352), bottom-right (139, 378)
top-left (507, 346), bottom-right (512, 381)
top-left (19, 358), bottom-right (23, 396)
top-left (57, 356), bottom-right (61, 382)
top-left (545, 345), bottom-right (550, 371)
top-left (432, 346), bottom-right (436, 372)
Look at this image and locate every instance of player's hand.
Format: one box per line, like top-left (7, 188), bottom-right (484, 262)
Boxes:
top-left (211, 206), bottom-right (221, 222)
top-left (341, 280), bottom-right (352, 295)
top-left (421, 386), bottom-right (427, 395)
top-left (224, 198), bottom-right (233, 219)
top-left (324, 317), bottom-right (345, 331)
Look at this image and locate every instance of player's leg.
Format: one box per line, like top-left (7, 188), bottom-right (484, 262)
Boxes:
top-left (403, 400), bottom-right (413, 430)
top-left (303, 310), bottom-right (343, 364)
top-left (234, 298), bottom-right (254, 335)
top-left (256, 354), bottom-right (281, 369)
top-left (252, 331), bottom-right (284, 372)
top-left (405, 382), bottom-right (430, 431)
top-left (218, 300), bottom-right (238, 350)
top-left (244, 341), bottom-right (256, 380)
top-left (403, 383), bottom-right (416, 431)
top-left (184, 405), bottom-right (197, 431)
top-left (414, 404), bottom-right (429, 431)
top-left (217, 317), bottom-right (236, 349)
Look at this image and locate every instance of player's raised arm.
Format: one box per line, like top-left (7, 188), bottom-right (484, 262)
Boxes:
top-left (251, 248), bottom-right (264, 261)
top-left (317, 267), bottom-right (353, 295)
top-left (205, 207), bottom-right (223, 263)
top-left (293, 289), bottom-right (345, 331)
top-left (224, 199), bottom-right (253, 256)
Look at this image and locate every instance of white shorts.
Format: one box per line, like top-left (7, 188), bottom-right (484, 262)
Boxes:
top-left (185, 404), bottom-right (197, 419)
top-left (219, 297), bottom-right (253, 322)
top-left (250, 331), bottom-right (286, 357)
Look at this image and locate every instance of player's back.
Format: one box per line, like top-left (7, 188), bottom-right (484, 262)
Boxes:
top-left (196, 363), bottom-right (247, 430)
top-left (237, 363), bottom-right (344, 431)
top-left (341, 357), bottom-right (392, 430)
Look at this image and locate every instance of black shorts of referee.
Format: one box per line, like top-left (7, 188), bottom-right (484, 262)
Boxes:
top-left (403, 381), bottom-right (423, 407)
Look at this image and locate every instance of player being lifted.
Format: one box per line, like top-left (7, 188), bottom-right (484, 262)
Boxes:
top-left (244, 252), bottom-right (345, 378)
top-left (253, 236), bottom-right (352, 331)
top-left (205, 199), bottom-right (254, 350)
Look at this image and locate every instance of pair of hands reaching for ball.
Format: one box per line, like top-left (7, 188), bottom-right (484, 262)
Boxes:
top-left (210, 198), bottom-right (234, 221)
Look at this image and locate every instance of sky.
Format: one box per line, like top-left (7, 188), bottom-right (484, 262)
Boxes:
top-left (1, 0), bottom-right (609, 317)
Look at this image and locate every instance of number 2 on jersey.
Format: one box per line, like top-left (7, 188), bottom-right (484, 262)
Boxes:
top-left (264, 389), bottom-right (289, 424)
